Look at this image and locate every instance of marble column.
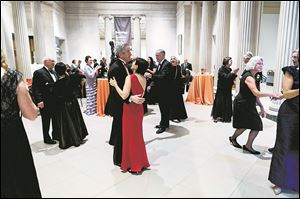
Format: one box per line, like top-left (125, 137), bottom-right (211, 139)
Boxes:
top-left (270, 1), bottom-right (299, 112)
top-left (133, 16), bottom-right (141, 57)
top-left (237, 1), bottom-right (254, 73)
top-left (214, 1), bottom-right (230, 86)
top-left (1, 15), bottom-right (7, 58)
top-left (12, 1), bottom-right (32, 78)
top-left (235, 1), bottom-right (262, 92)
top-left (199, 1), bottom-right (213, 73)
top-left (104, 15), bottom-right (113, 64)
top-left (229, 1), bottom-right (241, 71)
top-left (190, 1), bottom-right (200, 73)
top-left (41, 3), bottom-right (56, 59)
top-left (183, 4), bottom-right (192, 62)
top-left (32, 1), bottom-right (46, 64)
top-left (1, 2), bottom-right (16, 69)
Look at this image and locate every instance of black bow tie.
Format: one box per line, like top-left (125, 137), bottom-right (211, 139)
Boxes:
top-left (49, 70), bottom-right (55, 74)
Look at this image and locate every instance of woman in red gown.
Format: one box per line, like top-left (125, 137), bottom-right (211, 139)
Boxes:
top-left (110, 58), bottom-right (150, 174)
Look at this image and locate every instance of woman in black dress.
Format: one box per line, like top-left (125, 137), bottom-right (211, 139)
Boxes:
top-left (169, 56), bottom-right (188, 122)
top-left (52, 62), bottom-right (88, 149)
top-left (229, 56), bottom-right (279, 155)
top-left (269, 49), bottom-right (299, 195)
top-left (1, 50), bottom-right (41, 197)
top-left (211, 57), bottom-right (239, 123)
top-left (145, 56), bottom-right (158, 107)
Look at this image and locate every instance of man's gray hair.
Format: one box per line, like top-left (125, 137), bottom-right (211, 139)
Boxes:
top-left (156, 49), bottom-right (166, 55)
top-left (115, 43), bottom-right (129, 58)
top-left (245, 56), bottom-right (263, 71)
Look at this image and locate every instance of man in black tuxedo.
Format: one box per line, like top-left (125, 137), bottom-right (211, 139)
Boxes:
top-left (32, 57), bottom-right (58, 144)
top-left (105, 43), bottom-right (144, 166)
top-left (181, 59), bottom-right (193, 72)
top-left (181, 59), bottom-right (193, 92)
top-left (149, 49), bottom-right (173, 134)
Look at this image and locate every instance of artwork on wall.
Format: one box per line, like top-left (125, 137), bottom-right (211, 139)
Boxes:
top-left (178, 34), bottom-right (182, 55)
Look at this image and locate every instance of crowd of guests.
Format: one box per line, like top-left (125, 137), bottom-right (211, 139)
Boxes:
top-left (212, 49), bottom-right (299, 195)
top-left (1, 43), bottom-right (298, 197)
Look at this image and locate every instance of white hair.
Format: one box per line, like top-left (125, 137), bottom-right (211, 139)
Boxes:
top-left (244, 51), bottom-right (253, 59)
top-left (245, 56), bottom-right (263, 71)
top-left (42, 57), bottom-right (55, 64)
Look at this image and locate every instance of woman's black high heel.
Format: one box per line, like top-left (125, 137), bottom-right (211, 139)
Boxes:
top-left (229, 137), bottom-right (242, 148)
top-left (242, 145), bottom-right (260, 155)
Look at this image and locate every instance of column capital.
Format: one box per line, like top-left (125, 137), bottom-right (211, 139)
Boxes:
top-left (132, 15), bottom-right (141, 20)
top-left (103, 15), bottom-right (113, 20)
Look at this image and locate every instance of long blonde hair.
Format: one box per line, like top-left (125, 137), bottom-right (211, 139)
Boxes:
top-left (1, 49), bottom-right (9, 71)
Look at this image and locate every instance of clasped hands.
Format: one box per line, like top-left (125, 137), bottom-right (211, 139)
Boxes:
top-left (270, 93), bottom-right (283, 101)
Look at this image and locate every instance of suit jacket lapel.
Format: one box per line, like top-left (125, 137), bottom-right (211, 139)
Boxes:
top-left (43, 67), bottom-right (55, 82)
top-left (159, 59), bottom-right (166, 72)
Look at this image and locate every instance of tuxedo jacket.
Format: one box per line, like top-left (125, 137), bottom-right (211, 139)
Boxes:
top-left (32, 67), bottom-right (57, 107)
top-left (105, 59), bottom-right (130, 117)
top-left (181, 63), bottom-right (193, 75)
top-left (152, 59), bottom-right (173, 96)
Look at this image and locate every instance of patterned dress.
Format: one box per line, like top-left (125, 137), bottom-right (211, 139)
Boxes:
top-left (84, 64), bottom-right (97, 115)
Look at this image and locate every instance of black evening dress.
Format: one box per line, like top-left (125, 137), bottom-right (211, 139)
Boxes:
top-left (52, 75), bottom-right (88, 149)
top-left (1, 69), bottom-right (41, 198)
top-left (269, 66), bottom-right (299, 192)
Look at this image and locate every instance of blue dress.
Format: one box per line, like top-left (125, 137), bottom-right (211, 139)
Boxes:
top-left (268, 66), bottom-right (299, 192)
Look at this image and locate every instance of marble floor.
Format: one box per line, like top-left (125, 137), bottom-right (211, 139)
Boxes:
top-left (23, 88), bottom-right (298, 198)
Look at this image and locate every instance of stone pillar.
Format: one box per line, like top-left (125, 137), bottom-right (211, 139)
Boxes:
top-left (12, 1), bottom-right (32, 78)
top-left (235, 1), bottom-right (262, 92)
top-left (104, 15), bottom-right (113, 64)
top-left (270, 1), bottom-right (299, 112)
top-left (190, 1), bottom-right (201, 73)
top-left (183, 4), bottom-right (192, 62)
top-left (229, 1), bottom-right (241, 70)
top-left (133, 16), bottom-right (141, 57)
top-left (1, 14), bottom-right (8, 58)
top-left (1, 2), bottom-right (16, 69)
top-left (199, 1), bottom-right (213, 73)
top-left (214, 1), bottom-right (230, 86)
top-left (31, 1), bottom-right (46, 64)
top-left (41, 3), bottom-right (56, 59)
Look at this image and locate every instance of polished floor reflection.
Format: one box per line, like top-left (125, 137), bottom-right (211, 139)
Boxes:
top-left (23, 92), bottom-right (299, 198)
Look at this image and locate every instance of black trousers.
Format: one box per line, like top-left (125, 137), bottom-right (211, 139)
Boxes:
top-left (40, 107), bottom-right (54, 141)
top-left (158, 97), bottom-right (170, 128)
top-left (109, 113), bottom-right (123, 165)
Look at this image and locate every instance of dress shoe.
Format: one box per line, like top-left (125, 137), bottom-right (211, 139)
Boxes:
top-left (44, 139), bottom-right (56, 144)
top-left (171, 119), bottom-right (181, 123)
top-left (242, 145), bottom-right (260, 155)
top-left (229, 136), bottom-right (242, 148)
top-left (272, 186), bottom-right (282, 195)
top-left (114, 162), bottom-right (121, 167)
top-left (155, 125), bottom-right (161, 129)
top-left (129, 170), bottom-right (142, 175)
top-left (156, 128), bottom-right (166, 134)
top-left (268, 147), bottom-right (274, 153)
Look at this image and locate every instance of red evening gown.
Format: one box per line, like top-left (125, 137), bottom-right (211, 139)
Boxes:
top-left (121, 74), bottom-right (150, 172)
